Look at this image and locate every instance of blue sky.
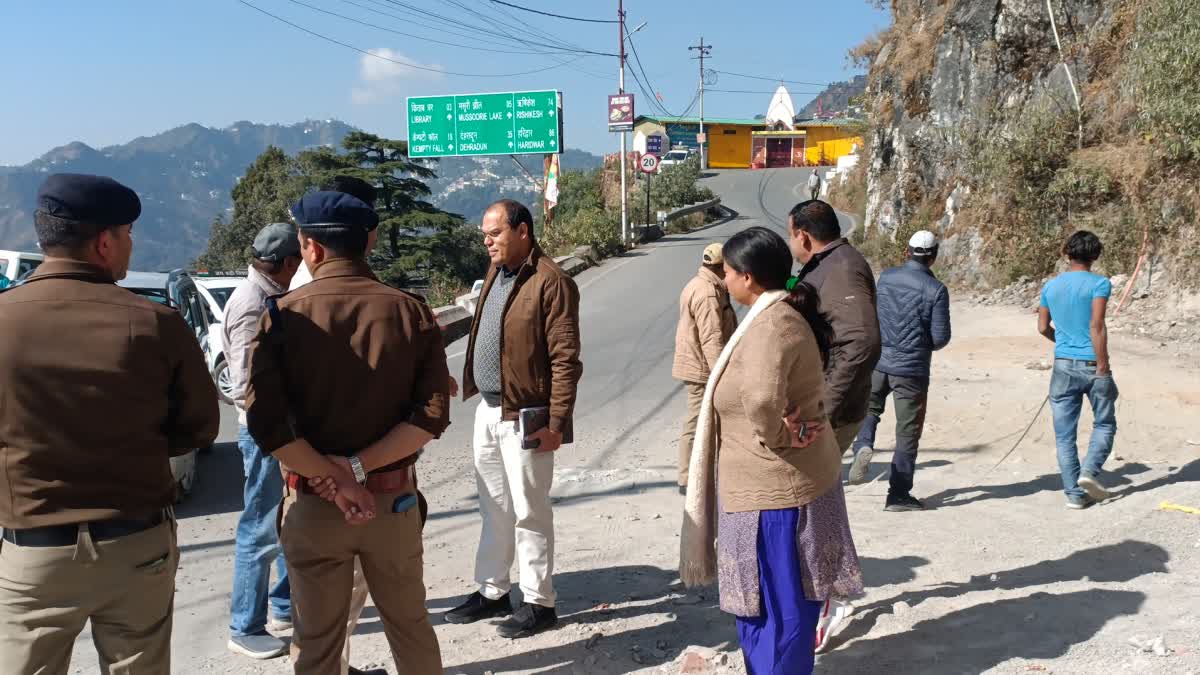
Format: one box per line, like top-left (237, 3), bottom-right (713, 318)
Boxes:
top-left (0, 1), bottom-right (889, 166)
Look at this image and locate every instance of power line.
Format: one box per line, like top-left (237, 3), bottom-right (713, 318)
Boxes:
top-left (465, 0), bottom-right (615, 59)
top-left (238, 0), bottom-right (587, 77)
top-left (284, 0), bottom-right (565, 55)
top-left (380, 0), bottom-right (616, 56)
top-left (625, 31), bottom-right (677, 117)
top-left (713, 69), bottom-right (832, 87)
top-left (708, 88), bottom-right (824, 95)
top-left (488, 0), bottom-right (620, 24)
top-left (437, 0), bottom-right (613, 80)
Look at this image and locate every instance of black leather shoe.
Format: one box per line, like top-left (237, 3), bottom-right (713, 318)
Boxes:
top-left (444, 591), bottom-right (512, 624)
top-left (497, 603), bottom-right (558, 639)
top-left (348, 668), bottom-right (387, 675)
top-left (884, 493), bottom-right (926, 512)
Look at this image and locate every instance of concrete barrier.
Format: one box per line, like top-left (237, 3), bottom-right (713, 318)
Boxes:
top-left (553, 256), bottom-right (589, 277)
top-left (455, 291), bottom-right (479, 316)
top-left (433, 304), bottom-right (474, 343)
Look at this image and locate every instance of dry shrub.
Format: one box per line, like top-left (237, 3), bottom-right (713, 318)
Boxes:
top-left (828, 160), bottom-right (868, 218)
top-left (891, 1), bottom-right (951, 117)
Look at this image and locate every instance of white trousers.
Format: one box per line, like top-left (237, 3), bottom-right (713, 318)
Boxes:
top-left (472, 400), bottom-right (556, 607)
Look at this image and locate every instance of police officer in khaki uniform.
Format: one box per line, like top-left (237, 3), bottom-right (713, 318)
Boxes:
top-left (246, 191), bottom-right (449, 675)
top-left (0, 173), bottom-right (220, 674)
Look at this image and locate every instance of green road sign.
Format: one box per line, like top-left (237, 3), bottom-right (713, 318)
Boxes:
top-left (407, 90), bottom-right (561, 158)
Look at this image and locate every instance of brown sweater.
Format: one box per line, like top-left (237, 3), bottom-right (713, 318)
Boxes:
top-left (713, 301), bottom-right (841, 512)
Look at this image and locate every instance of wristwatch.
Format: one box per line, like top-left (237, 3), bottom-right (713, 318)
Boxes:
top-left (348, 456), bottom-right (367, 485)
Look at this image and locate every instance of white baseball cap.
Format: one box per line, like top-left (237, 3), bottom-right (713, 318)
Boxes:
top-left (908, 230), bottom-right (938, 252)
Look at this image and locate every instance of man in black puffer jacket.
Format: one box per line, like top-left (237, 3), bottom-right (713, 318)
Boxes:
top-left (849, 230), bottom-right (951, 512)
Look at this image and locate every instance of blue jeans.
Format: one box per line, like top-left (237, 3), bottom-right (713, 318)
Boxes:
top-left (230, 426), bottom-right (291, 636)
top-left (1049, 360), bottom-right (1119, 499)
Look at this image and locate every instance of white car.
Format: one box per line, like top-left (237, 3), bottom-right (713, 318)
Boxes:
top-left (658, 149), bottom-right (691, 173)
top-left (0, 249), bottom-right (44, 286)
top-left (194, 274), bottom-right (245, 405)
top-left (118, 270), bottom-right (217, 501)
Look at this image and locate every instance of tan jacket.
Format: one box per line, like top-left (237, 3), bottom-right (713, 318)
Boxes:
top-left (713, 301), bottom-right (841, 512)
top-left (462, 246), bottom-right (582, 438)
top-left (672, 266), bottom-right (737, 384)
top-left (247, 258), bottom-right (451, 461)
top-left (0, 259), bottom-right (219, 528)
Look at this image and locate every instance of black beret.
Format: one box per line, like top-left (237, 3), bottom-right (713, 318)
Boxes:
top-left (36, 173), bottom-right (141, 226)
top-left (290, 191), bottom-right (378, 231)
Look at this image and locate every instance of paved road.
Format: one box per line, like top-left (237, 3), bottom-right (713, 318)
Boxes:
top-left (68, 167), bottom-right (832, 673)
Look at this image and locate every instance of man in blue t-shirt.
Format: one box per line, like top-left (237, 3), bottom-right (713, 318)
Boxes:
top-left (1037, 230), bottom-right (1118, 509)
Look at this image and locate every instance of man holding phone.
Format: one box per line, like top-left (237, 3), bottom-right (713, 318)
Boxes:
top-left (448, 199), bottom-right (582, 639)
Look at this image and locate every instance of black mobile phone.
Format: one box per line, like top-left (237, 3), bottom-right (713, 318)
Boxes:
top-left (392, 494), bottom-right (418, 513)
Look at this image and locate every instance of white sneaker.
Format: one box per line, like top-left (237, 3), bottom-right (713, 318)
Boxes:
top-left (847, 447), bottom-right (874, 484)
top-left (1077, 474), bottom-right (1110, 502)
top-left (815, 598), bottom-right (853, 653)
top-left (266, 616), bottom-right (293, 633)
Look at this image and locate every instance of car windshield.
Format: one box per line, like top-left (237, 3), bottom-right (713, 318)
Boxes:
top-left (205, 287), bottom-right (235, 310)
top-left (128, 288), bottom-right (171, 306)
top-left (666, 151), bottom-right (689, 160)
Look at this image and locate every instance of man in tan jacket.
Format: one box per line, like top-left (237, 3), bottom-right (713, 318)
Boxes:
top-left (672, 243), bottom-right (738, 490)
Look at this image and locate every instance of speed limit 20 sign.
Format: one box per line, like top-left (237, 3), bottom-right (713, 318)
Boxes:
top-left (640, 153), bottom-right (660, 173)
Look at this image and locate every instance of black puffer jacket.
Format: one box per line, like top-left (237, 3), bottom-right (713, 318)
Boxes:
top-left (876, 260), bottom-right (951, 378)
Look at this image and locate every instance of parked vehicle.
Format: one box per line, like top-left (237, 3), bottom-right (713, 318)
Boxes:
top-left (658, 148), bottom-right (691, 173)
top-left (194, 273), bottom-right (245, 405)
top-left (118, 269), bottom-right (216, 501)
top-left (0, 249), bottom-right (44, 286)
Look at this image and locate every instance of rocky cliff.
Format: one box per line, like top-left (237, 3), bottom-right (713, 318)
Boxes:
top-left (853, 0), bottom-right (1199, 290)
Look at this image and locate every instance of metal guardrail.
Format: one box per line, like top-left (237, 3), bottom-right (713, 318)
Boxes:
top-left (660, 197), bottom-right (722, 224)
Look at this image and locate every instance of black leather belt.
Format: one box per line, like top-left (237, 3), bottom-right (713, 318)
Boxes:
top-left (2, 511), bottom-right (166, 547)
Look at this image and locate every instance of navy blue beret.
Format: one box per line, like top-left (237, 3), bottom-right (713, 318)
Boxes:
top-left (36, 173), bottom-right (141, 226)
top-left (290, 191), bottom-right (379, 231)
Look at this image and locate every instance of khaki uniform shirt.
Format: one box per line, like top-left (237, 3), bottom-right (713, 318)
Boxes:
top-left (0, 259), bottom-right (220, 528)
top-left (246, 258), bottom-right (451, 460)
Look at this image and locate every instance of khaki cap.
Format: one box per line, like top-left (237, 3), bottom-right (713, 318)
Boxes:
top-left (702, 243), bottom-right (724, 265)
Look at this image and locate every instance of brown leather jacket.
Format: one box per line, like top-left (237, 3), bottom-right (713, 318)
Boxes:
top-left (672, 266), bottom-right (737, 383)
top-left (0, 259), bottom-right (219, 528)
top-left (462, 247), bottom-right (582, 438)
top-left (796, 239), bottom-right (882, 428)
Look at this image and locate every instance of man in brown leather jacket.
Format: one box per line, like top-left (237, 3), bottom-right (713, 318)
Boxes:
top-left (445, 199), bottom-right (582, 639)
top-left (672, 242), bottom-right (737, 490)
top-left (787, 200), bottom-right (882, 466)
top-left (0, 173), bottom-right (219, 674)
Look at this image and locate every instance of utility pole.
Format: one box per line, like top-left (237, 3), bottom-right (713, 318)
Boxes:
top-left (689, 37), bottom-right (712, 170)
top-left (617, 0), bottom-right (628, 245)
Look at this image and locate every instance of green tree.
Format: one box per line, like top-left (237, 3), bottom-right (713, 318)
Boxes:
top-left (196, 146), bottom-right (303, 270)
top-left (296, 132), bottom-right (487, 292)
top-left (197, 133), bottom-right (487, 303)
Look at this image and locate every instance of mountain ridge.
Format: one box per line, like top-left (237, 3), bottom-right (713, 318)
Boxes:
top-left (0, 120), bottom-right (601, 270)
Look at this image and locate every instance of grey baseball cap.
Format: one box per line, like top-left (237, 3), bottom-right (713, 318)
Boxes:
top-left (251, 222), bottom-right (301, 262)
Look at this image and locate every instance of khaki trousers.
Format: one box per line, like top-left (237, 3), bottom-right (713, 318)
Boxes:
top-left (677, 381), bottom-right (706, 487)
top-left (0, 519), bottom-right (179, 675)
top-left (281, 491), bottom-right (439, 675)
top-left (341, 559), bottom-right (370, 675)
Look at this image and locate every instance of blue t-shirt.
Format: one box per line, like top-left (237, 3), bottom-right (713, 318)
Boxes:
top-left (1039, 271), bottom-right (1111, 360)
